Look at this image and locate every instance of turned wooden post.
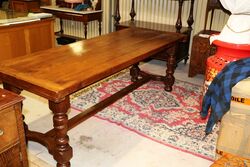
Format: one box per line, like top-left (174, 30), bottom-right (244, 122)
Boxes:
top-left (165, 50), bottom-right (176, 92)
top-left (187, 0), bottom-right (195, 31)
top-left (130, 0), bottom-right (136, 21)
top-left (49, 97), bottom-right (72, 167)
top-left (175, 0), bottom-right (184, 33)
top-left (130, 63), bottom-right (140, 82)
top-left (59, 18), bottom-right (64, 34)
top-left (114, 0), bottom-right (121, 28)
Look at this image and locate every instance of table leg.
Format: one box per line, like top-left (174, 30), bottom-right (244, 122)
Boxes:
top-left (49, 96), bottom-right (73, 167)
top-left (98, 19), bottom-right (102, 36)
top-left (165, 50), bottom-right (176, 92)
top-left (83, 22), bottom-right (88, 39)
top-left (130, 63), bottom-right (140, 82)
top-left (60, 18), bottom-right (64, 34)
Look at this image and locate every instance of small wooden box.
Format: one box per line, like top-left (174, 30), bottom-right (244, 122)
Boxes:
top-left (0, 88), bottom-right (28, 167)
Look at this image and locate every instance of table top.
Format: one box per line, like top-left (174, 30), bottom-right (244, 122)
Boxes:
top-left (0, 28), bottom-right (184, 101)
top-left (41, 6), bottom-right (102, 15)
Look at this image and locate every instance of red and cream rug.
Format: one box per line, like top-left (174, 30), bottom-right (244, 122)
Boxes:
top-left (70, 70), bottom-right (218, 161)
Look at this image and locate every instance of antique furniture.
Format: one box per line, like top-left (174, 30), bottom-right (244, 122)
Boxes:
top-left (0, 28), bottom-right (184, 166)
top-left (188, 0), bottom-right (230, 77)
top-left (41, 0), bottom-right (102, 39)
top-left (10, 0), bottom-right (40, 12)
top-left (114, 0), bottom-right (195, 64)
top-left (0, 88), bottom-right (28, 167)
top-left (188, 32), bottom-right (217, 77)
top-left (0, 10), bottom-right (55, 61)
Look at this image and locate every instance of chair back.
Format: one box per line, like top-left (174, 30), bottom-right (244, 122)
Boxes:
top-left (204, 0), bottom-right (229, 31)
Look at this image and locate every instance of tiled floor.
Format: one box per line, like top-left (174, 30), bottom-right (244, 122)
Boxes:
top-left (5, 60), bottom-right (213, 167)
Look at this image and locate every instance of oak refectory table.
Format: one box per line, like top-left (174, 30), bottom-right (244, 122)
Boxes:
top-left (0, 28), bottom-right (184, 167)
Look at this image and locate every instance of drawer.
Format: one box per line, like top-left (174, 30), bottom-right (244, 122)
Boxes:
top-left (0, 144), bottom-right (22, 167)
top-left (0, 106), bottom-right (19, 152)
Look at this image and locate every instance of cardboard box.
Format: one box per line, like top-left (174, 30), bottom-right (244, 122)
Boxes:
top-left (230, 77), bottom-right (250, 116)
top-left (216, 78), bottom-right (250, 159)
top-left (217, 112), bottom-right (250, 159)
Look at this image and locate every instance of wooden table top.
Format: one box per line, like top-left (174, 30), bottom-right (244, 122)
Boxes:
top-left (0, 28), bottom-right (184, 101)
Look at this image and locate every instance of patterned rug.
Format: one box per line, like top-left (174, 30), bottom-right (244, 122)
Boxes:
top-left (70, 70), bottom-right (218, 161)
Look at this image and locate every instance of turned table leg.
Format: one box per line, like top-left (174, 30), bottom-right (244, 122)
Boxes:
top-left (49, 96), bottom-right (73, 167)
top-left (165, 51), bottom-right (176, 92)
top-left (83, 22), bottom-right (88, 39)
top-left (98, 19), bottom-right (102, 36)
top-left (60, 18), bottom-right (64, 34)
top-left (130, 63), bottom-right (140, 82)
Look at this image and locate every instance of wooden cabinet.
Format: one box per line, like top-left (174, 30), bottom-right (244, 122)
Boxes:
top-left (0, 88), bottom-right (28, 167)
top-left (188, 32), bottom-right (217, 77)
top-left (11, 0), bottom-right (40, 12)
top-left (0, 17), bottom-right (55, 61)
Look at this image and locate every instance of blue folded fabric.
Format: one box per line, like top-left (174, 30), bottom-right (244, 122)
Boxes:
top-left (201, 57), bottom-right (250, 134)
top-left (74, 4), bottom-right (89, 11)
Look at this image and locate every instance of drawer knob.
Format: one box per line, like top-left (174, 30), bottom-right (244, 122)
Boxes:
top-left (0, 129), bottom-right (3, 136)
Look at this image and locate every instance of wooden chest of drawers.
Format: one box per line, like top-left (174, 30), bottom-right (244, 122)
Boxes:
top-left (0, 88), bottom-right (28, 167)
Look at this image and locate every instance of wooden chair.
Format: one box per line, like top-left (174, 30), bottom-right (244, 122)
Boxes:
top-left (114, 0), bottom-right (195, 64)
top-left (202, 0), bottom-right (230, 34)
top-left (188, 0), bottom-right (230, 77)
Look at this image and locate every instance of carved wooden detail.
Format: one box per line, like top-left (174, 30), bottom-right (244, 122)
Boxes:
top-left (130, 0), bottom-right (136, 21)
